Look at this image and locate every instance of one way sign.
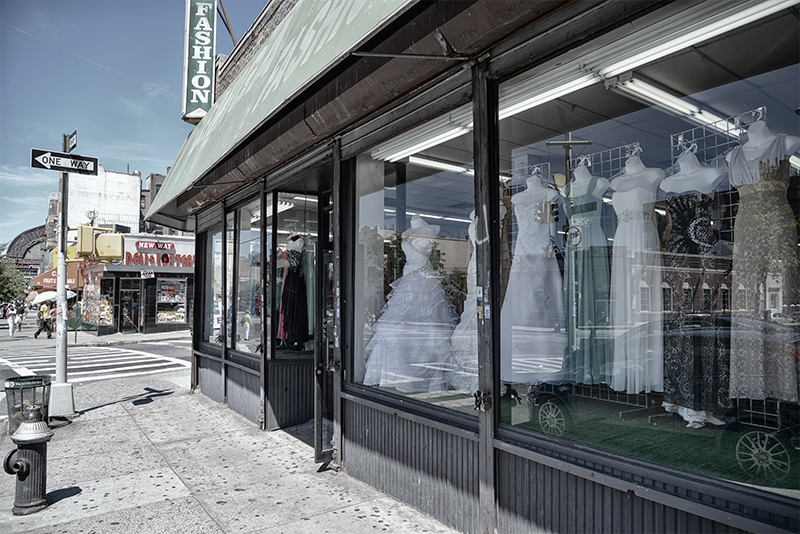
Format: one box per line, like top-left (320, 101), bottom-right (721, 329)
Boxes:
top-left (31, 148), bottom-right (98, 175)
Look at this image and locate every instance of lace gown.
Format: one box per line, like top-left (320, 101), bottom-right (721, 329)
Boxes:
top-left (609, 187), bottom-right (664, 393)
top-left (729, 134), bottom-right (800, 402)
top-left (500, 193), bottom-right (566, 385)
top-left (562, 176), bottom-right (611, 384)
top-left (364, 234), bottom-right (457, 393)
top-left (662, 193), bottom-right (732, 421)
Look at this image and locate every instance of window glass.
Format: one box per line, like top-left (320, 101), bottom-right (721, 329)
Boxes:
top-left (353, 111), bottom-right (476, 412)
top-left (225, 212), bottom-right (235, 348)
top-left (156, 278), bottom-right (186, 324)
top-left (234, 198), bottom-right (262, 352)
top-left (274, 192), bottom-right (316, 359)
top-left (202, 224), bottom-right (223, 344)
top-left (497, 10), bottom-right (799, 495)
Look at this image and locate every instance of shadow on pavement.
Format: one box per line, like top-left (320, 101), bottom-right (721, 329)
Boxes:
top-left (79, 387), bottom-right (175, 414)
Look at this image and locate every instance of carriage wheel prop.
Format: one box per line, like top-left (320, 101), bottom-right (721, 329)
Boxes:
top-left (735, 431), bottom-right (791, 480)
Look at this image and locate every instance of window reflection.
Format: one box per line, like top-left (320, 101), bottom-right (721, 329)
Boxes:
top-left (203, 225), bottom-right (223, 344)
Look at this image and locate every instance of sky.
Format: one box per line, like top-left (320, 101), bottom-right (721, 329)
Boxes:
top-left (0, 0), bottom-right (266, 247)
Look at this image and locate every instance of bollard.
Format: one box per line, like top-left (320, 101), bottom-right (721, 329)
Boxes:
top-left (3, 405), bottom-right (54, 515)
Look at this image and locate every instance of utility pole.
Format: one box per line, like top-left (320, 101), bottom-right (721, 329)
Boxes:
top-left (50, 132), bottom-right (76, 418)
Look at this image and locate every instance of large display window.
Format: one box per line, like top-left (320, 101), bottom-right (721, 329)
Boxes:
top-left (202, 224), bottom-right (223, 344)
top-left (496, 7), bottom-right (798, 496)
top-left (353, 109), bottom-right (476, 410)
top-left (156, 277), bottom-right (187, 324)
top-left (234, 197), bottom-right (263, 353)
top-left (82, 275), bottom-right (114, 327)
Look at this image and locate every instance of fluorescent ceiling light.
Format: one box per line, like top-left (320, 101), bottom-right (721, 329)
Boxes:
top-left (407, 156), bottom-right (474, 175)
top-left (371, 106), bottom-right (472, 162)
top-left (498, 73), bottom-right (597, 120)
top-left (791, 155), bottom-right (800, 170)
top-left (606, 75), bottom-right (741, 136)
top-left (292, 195), bottom-right (318, 203)
top-left (598, 0), bottom-right (798, 79)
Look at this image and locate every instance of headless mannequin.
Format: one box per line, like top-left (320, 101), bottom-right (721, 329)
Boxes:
top-left (726, 120), bottom-right (800, 164)
top-left (610, 154), bottom-right (665, 193)
top-left (513, 172), bottom-right (558, 205)
top-left (287, 235), bottom-right (304, 251)
top-left (661, 151), bottom-right (724, 195)
top-left (569, 163), bottom-right (610, 198)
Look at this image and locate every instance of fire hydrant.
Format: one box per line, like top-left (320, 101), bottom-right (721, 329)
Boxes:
top-left (4, 405), bottom-right (54, 515)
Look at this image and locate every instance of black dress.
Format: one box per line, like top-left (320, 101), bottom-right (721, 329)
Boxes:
top-left (280, 249), bottom-right (309, 348)
top-left (662, 192), bottom-right (732, 422)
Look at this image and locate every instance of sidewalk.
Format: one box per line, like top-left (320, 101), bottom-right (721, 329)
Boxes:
top-left (0, 369), bottom-right (458, 533)
top-left (0, 319), bottom-right (193, 347)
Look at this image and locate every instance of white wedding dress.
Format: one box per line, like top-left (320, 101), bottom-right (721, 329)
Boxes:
top-left (500, 189), bottom-right (567, 385)
top-left (450, 215), bottom-right (479, 394)
top-left (609, 187), bottom-right (664, 393)
top-left (364, 232), bottom-right (457, 393)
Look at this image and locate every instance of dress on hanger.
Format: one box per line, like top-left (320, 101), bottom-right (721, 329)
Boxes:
top-left (729, 133), bottom-right (800, 402)
top-left (562, 174), bottom-right (611, 384)
top-left (609, 160), bottom-right (664, 394)
top-left (280, 247), bottom-right (309, 348)
top-left (500, 179), bottom-right (566, 385)
top-left (364, 221), bottom-right (457, 393)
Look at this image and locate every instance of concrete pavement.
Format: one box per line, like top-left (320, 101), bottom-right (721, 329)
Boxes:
top-left (0, 318), bottom-right (193, 347)
top-left (0, 368), bottom-right (458, 533)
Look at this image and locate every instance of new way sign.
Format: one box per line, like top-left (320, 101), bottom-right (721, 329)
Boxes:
top-left (31, 148), bottom-right (98, 175)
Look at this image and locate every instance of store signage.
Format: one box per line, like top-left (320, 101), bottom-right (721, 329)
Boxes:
top-left (30, 148), bottom-right (98, 175)
top-left (126, 252), bottom-right (195, 268)
top-left (136, 241), bottom-right (175, 251)
top-left (140, 270), bottom-right (155, 279)
top-left (182, 0), bottom-right (217, 123)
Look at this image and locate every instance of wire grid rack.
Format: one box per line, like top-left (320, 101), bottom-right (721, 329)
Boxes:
top-left (570, 142), bottom-right (641, 181)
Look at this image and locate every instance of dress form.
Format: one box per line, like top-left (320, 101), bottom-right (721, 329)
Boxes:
top-left (660, 151), bottom-right (724, 195)
top-left (609, 153), bottom-right (664, 394)
top-left (727, 120), bottom-right (800, 402)
top-left (570, 163), bottom-right (610, 198)
top-left (364, 214), bottom-right (456, 393)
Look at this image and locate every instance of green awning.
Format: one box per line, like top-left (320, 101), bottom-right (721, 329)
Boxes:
top-left (148, 0), bottom-right (415, 228)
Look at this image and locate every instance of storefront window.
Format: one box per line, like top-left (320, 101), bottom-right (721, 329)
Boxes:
top-left (156, 278), bottom-right (187, 324)
top-left (274, 192), bottom-right (316, 359)
top-left (496, 8), bottom-right (798, 495)
top-left (235, 198), bottom-right (262, 353)
top-left (83, 274), bottom-right (115, 327)
top-left (225, 212), bottom-right (235, 348)
top-left (353, 114), bottom-right (476, 410)
top-left (202, 224), bottom-right (223, 344)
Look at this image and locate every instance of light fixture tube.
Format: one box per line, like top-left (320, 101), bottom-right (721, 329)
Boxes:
top-left (498, 73), bottom-right (598, 120)
top-left (607, 75), bottom-right (741, 137)
top-left (407, 156), bottom-right (474, 175)
top-left (598, 0), bottom-right (797, 79)
top-left (370, 106), bottom-right (472, 162)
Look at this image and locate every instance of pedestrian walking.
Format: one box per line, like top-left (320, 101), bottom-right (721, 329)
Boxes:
top-left (50, 305), bottom-right (57, 333)
top-left (6, 301), bottom-right (17, 337)
top-left (34, 303), bottom-right (52, 339)
top-left (241, 310), bottom-right (252, 341)
top-left (16, 301), bottom-right (25, 330)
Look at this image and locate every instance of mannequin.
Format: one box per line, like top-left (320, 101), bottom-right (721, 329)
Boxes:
top-left (609, 152), bottom-right (664, 394)
top-left (660, 150), bottom-right (724, 195)
top-left (364, 214), bottom-right (457, 393)
top-left (660, 149), bottom-right (731, 425)
top-left (279, 235), bottom-right (309, 350)
top-left (500, 169), bottom-right (566, 385)
top-left (727, 119), bottom-right (800, 402)
top-left (561, 162), bottom-right (610, 384)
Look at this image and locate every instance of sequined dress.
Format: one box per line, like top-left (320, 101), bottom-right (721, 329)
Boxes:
top-left (729, 134), bottom-right (800, 402)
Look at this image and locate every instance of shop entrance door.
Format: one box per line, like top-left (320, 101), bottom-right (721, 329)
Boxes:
top-left (120, 280), bottom-right (140, 333)
top-left (314, 192), bottom-right (336, 463)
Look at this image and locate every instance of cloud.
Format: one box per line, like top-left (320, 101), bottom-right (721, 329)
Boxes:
top-left (0, 164), bottom-right (57, 188)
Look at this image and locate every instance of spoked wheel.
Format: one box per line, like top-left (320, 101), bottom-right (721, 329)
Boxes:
top-left (735, 431), bottom-right (791, 480)
top-left (538, 400), bottom-right (567, 437)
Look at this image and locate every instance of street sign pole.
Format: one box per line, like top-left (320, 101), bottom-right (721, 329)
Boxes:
top-left (50, 132), bottom-right (75, 418)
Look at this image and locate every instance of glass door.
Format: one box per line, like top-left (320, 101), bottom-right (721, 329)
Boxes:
top-left (315, 191), bottom-right (336, 462)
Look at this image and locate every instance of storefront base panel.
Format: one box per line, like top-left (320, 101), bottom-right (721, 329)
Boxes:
top-left (197, 354), bottom-right (224, 404)
top-left (342, 397), bottom-right (479, 534)
top-left (265, 360), bottom-right (313, 431)
top-left (227, 365), bottom-right (261, 425)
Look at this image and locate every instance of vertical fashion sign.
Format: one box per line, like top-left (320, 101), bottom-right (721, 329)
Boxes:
top-left (182, 0), bottom-right (217, 124)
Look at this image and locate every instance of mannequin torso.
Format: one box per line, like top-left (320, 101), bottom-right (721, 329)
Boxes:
top-left (660, 151), bottom-right (724, 195)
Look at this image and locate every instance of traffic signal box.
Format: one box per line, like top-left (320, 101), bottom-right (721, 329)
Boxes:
top-left (75, 225), bottom-right (124, 261)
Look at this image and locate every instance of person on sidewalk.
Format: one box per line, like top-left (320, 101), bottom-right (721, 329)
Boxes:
top-left (34, 303), bottom-right (52, 339)
top-left (6, 301), bottom-right (17, 337)
top-left (50, 305), bottom-right (57, 333)
top-left (241, 310), bottom-right (252, 341)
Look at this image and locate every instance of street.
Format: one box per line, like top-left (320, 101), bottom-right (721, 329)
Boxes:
top-left (0, 339), bottom-right (191, 384)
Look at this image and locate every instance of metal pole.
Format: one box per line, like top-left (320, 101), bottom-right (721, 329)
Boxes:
top-left (50, 134), bottom-right (75, 418)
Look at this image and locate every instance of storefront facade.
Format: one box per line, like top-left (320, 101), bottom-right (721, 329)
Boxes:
top-left (149, 1), bottom-right (799, 532)
top-left (81, 235), bottom-right (194, 335)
